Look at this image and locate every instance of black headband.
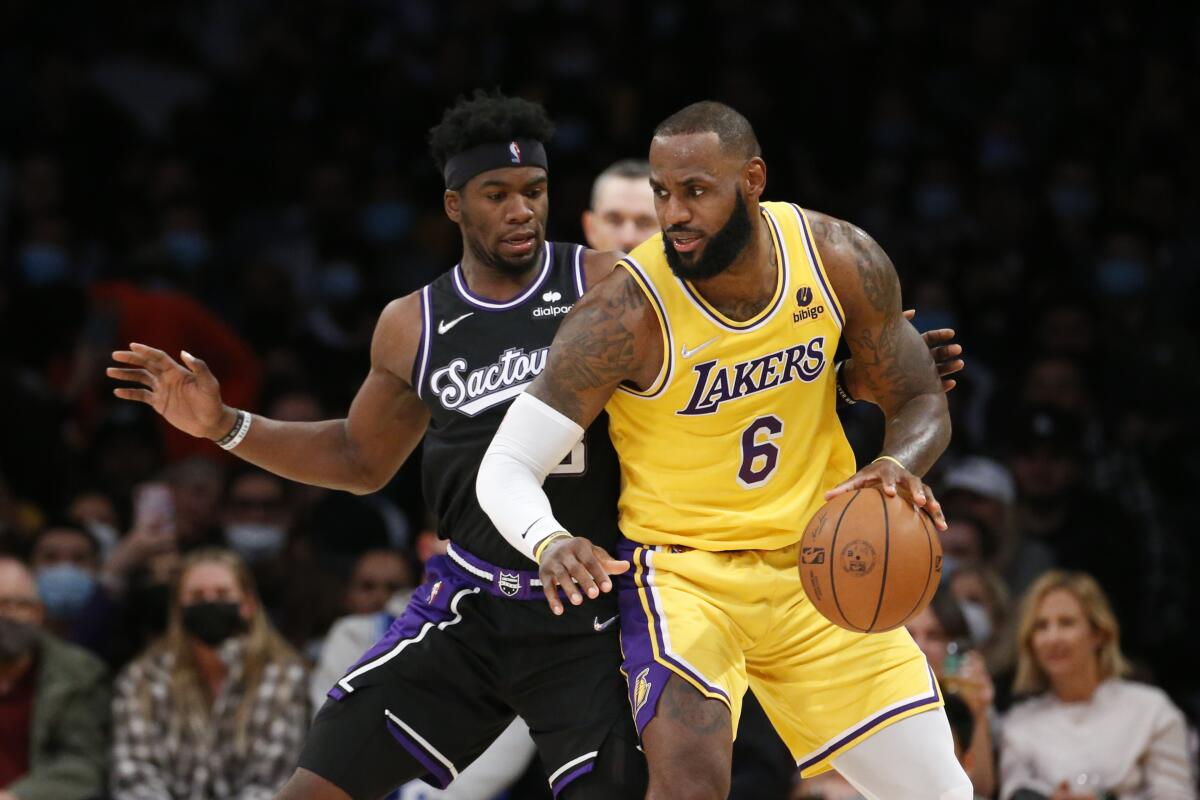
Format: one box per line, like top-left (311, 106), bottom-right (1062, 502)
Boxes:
top-left (443, 139), bottom-right (548, 190)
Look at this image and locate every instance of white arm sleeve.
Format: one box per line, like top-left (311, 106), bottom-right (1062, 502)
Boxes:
top-left (476, 392), bottom-right (585, 563)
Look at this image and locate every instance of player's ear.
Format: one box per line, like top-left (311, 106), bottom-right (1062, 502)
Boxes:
top-left (581, 209), bottom-right (596, 247)
top-left (743, 157), bottom-right (766, 202)
top-left (444, 190), bottom-right (462, 223)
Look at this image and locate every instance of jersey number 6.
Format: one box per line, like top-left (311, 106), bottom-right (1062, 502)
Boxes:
top-left (738, 414), bottom-right (784, 488)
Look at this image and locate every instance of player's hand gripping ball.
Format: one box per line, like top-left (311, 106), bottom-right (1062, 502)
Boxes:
top-left (799, 487), bottom-right (942, 633)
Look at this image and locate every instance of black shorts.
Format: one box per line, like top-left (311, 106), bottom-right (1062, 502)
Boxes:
top-left (299, 547), bottom-right (640, 799)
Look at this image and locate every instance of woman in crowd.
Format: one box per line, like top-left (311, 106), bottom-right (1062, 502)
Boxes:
top-left (111, 548), bottom-right (309, 800)
top-left (1000, 571), bottom-right (1194, 800)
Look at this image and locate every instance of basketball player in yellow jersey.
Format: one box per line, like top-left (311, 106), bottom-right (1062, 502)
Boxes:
top-left (477, 102), bottom-right (972, 800)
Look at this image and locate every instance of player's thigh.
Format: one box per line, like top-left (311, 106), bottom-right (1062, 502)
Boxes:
top-left (641, 674), bottom-right (733, 800)
top-left (509, 624), bottom-right (644, 798)
top-left (832, 709), bottom-right (972, 800)
top-left (302, 586), bottom-right (511, 798)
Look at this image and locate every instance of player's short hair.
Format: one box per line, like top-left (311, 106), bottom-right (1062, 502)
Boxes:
top-left (590, 159), bottom-right (650, 208)
top-left (653, 101), bottom-right (761, 159)
top-left (428, 90), bottom-right (556, 171)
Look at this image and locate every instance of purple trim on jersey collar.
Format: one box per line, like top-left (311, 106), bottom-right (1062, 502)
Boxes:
top-left (451, 241), bottom-right (553, 311)
top-left (677, 206), bottom-right (788, 333)
top-left (573, 243), bottom-right (587, 299)
top-left (791, 203), bottom-right (845, 328)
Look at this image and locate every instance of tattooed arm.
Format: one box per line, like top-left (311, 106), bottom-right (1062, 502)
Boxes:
top-left (528, 264), bottom-right (663, 425)
top-left (808, 210), bottom-right (951, 528)
top-left (477, 265), bottom-right (662, 612)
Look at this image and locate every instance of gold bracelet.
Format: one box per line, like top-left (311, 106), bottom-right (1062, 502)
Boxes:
top-left (871, 455), bottom-right (908, 472)
top-left (533, 532), bottom-right (572, 563)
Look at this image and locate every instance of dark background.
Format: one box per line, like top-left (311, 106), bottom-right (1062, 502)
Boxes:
top-left (1, 0), bottom-right (1197, 724)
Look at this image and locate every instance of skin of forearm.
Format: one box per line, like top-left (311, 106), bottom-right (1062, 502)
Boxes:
top-left (221, 416), bottom-right (385, 494)
top-left (880, 392), bottom-right (951, 477)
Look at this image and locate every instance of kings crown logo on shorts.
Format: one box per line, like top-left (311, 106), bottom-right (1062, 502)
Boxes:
top-left (498, 571), bottom-right (522, 596)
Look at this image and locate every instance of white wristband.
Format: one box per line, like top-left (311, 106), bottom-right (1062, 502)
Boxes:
top-left (476, 393), bottom-right (583, 563)
top-left (218, 410), bottom-right (253, 451)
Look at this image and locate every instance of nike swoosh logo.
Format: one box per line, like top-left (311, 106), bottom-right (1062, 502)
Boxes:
top-left (593, 614), bottom-right (619, 632)
top-left (437, 313), bottom-right (474, 334)
top-left (681, 336), bottom-right (719, 358)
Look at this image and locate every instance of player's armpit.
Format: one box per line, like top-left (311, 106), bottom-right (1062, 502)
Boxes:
top-left (528, 264), bottom-right (662, 426)
top-left (809, 211), bottom-right (950, 477)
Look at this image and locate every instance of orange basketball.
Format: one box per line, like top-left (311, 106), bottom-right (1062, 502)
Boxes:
top-left (798, 486), bottom-right (942, 633)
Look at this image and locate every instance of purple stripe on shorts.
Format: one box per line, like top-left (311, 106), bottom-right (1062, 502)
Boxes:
top-left (551, 762), bottom-right (596, 798)
top-left (796, 664), bottom-right (942, 773)
top-left (327, 556), bottom-right (468, 699)
top-left (385, 717), bottom-right (453, 789)
top-left (632, 546), bottom-right (729, 704)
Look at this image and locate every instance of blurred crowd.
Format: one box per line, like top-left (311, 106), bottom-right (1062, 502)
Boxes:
top-left (1, 0), bottom-right (1198, 798)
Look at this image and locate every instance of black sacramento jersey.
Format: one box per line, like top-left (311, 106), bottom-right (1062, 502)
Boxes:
top-left (413, 241), bottom-right (621, 569)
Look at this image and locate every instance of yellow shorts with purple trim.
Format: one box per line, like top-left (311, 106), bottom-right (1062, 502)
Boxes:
top-left (615, 538), bottom-right (942, 777)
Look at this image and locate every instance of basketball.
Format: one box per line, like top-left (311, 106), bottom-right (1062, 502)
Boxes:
top-left (798, 487), bottom-right (942, 633)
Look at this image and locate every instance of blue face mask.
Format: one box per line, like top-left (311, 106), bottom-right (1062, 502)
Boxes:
top-left (360, 202), bottom-right (412, 244)
top-left (18, 243), bottom-right (70, 286)
top-left (36, 564), bottom-right (97, 620)
top-left (1096, 258), bottom-right (1148, 298)
top-left (162, 231), bottom-right (211, 271)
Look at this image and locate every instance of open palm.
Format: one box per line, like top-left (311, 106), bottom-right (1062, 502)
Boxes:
top-left (108, 343), bottom-right (229, 440)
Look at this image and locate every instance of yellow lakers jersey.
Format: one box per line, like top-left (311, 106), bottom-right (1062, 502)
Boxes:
top-left (605, 201), bottom-right (856, 551)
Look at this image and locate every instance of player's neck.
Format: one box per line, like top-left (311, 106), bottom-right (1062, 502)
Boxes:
top-left (689, 216), bottom-right (776, 315)
top-left (459, 242), bottom-right (544, 304)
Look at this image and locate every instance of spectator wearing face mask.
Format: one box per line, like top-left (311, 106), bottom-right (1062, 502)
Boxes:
top-left (1000, 571), bottom-right (1194, 800)
top-left (28, 520), bottom-right (119, 662)
top-left (110, 548), bottom-right (308, 800)
top-left (0, 557), bottom-right (111, 800)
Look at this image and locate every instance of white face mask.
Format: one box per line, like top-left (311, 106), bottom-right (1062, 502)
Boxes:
top-left (959, 599), bottom-right (993, 645)
top-left (224, 523), bottom-right (287, 563)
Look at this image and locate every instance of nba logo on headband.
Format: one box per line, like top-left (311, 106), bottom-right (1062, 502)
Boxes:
top-left (509, 141), bottom-right (522, 163)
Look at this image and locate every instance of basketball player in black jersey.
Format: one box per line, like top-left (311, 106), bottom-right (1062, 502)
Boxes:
top-left (109, 92), bottom-right (963, 800)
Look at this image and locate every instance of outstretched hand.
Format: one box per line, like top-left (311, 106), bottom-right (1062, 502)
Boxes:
top-left (108, 344), bottom-right (234, 440)
top-left (824, 457), bottom-right (947, 530)
top-left (538, 536), bottom-right (629, 615)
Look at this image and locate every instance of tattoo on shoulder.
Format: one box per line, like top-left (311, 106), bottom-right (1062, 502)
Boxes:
top-left (531, 267), bottom-right (647, 420)
top-left (808, 214), bottom-right (897, 313)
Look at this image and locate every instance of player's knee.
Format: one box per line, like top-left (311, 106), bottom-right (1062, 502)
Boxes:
top-left (647, 769), bottom-right (729, 800)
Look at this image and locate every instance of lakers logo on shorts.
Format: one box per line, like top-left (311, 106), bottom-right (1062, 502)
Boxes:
top-left (633, 667), bottom-right (653, 716)
top-left (840, 540), bottom-right (877, 577)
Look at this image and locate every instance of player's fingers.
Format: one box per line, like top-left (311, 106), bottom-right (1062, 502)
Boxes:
top-left (940, 378), bottom-right (958, 393)
top-left (824, 472), bottom-right (873, 500)
top-left (895, 474), bottom-right (926, 505)
top-left (180, 350), bottom-right (218, 388)
top-left (129, 343), bottom-right (177, 373)
top-left (539, 569), bottom-right (565, 615)
top-left (903, 308), bottom-right (916, 321)
top-left (922, 328), bottom-right (956, 348)
top-left (111, 350), bottom-right (153, 368)
top-left (584, 547), bottom-right (617, 592)
top-left (924, 483), bottom-right (948, 530)
top-left (113, 387), bottom-right (154, 404)
top-left (597, 555), bottom-right (631, 578)
top-left (929, 343), bottom-right (963, 363)
top-left (106, 367), bottom-right (156, 388)
top-left (565, 553), bottom-right (602, 600)
top-left (550, 560), bottom-right (584, 606)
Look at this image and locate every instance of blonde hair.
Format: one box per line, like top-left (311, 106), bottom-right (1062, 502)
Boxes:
top-left (141, 548), bottom-right (297, 752)
top-left (1013, 570), bottom-right (1130, 696)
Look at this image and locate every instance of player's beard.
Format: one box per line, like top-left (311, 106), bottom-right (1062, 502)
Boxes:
top-left (663, 190), bottom-right (754, 281)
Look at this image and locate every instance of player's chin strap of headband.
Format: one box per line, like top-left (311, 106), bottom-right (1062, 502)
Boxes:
top-left (443, 139), bottom-right (549, 190)
top-left (476, 393), bottom-right (581, 564)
